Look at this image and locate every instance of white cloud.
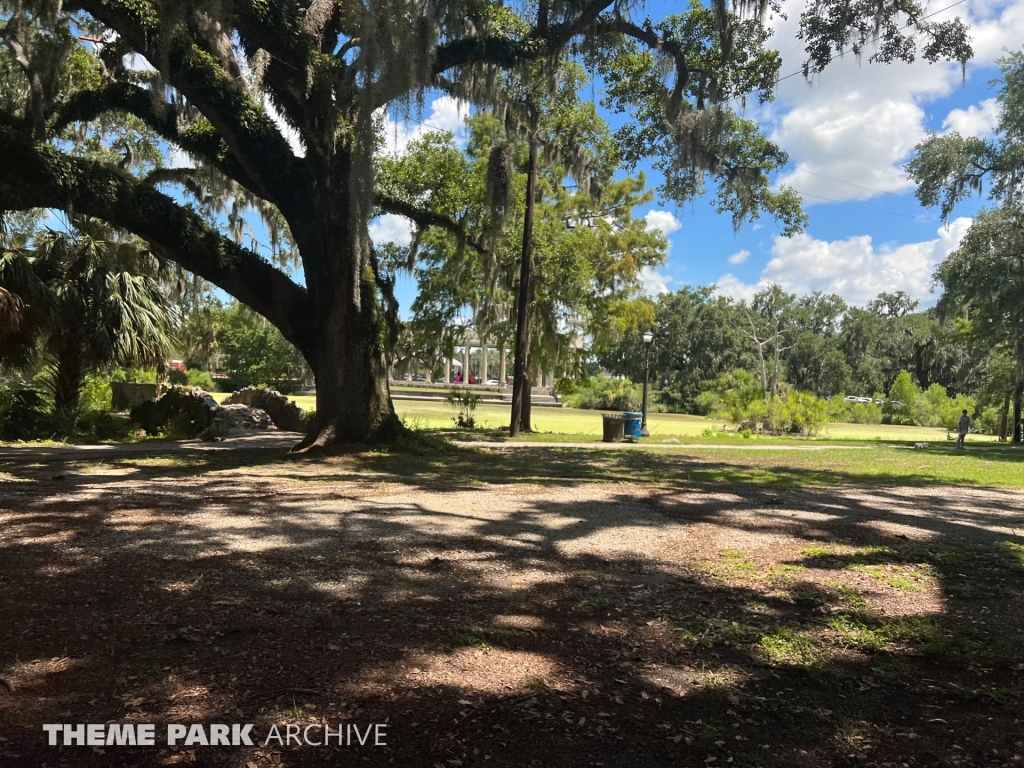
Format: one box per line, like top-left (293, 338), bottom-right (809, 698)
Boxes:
top-left (968, 0), bottom-right (1024, 61)
top-left (643, 210), bottom-right (681, 235)
top-left (639, 266), bottom-right (673, 296)
top-left (728, 249), bottom-right (751, 265)
top-left (772, 98), bottom-right (929, 201)
top-left (368, 213), bottom-right (414, 246)
top-left (714, 218), bottom-right (972, 306)
top-left (943, 98), bottom-right (1001, 137)
top-left (763, 0), bottom-right (1020, 205)
top-left (380, 96), bottom-right (468, 154)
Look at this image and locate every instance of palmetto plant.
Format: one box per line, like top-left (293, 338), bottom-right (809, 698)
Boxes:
top-left (0, 219), bottom-right (174, 413)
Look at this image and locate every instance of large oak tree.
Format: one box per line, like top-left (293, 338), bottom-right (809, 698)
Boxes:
top-left (0, 0), bottom-right (970, 447)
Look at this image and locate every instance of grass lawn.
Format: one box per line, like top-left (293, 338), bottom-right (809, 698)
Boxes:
top-left (1, 441), bottom-right (1022, 768)
top-left (209, 392), bottom-right (994, 444)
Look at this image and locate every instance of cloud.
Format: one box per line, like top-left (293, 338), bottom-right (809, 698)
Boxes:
top-left (380, 96), bottom-right (469, 154)
top-left (368, 214), bottom-right (414, 246)
top-left (968, 0), bottom-right (1024, 61)
top-left (639, 266), bottom-right (673, 296)
top-left (643, 210), bottom-right (681, 235)
top-left (763, 0), bottom-right (1020, 205)
top-left (728, 249), bottom-right (751, 265)
top-left (714, 218), bottom-right (972, 306)
top-left (943, 98), bottom-right (1001, 137)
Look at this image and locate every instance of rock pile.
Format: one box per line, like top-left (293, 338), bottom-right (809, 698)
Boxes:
top-left (221, 387), bottom-right (307, 432)
top-left (131, 387), bottom-right (219, 438)
top-left (217, 403), bottom-right (275, 430)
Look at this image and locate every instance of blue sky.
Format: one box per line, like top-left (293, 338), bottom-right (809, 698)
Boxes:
top-left (371, 0), bottom-right (1022, 314)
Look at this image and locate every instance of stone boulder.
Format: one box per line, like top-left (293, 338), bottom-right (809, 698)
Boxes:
top-left (222, 387), bottom-right (307, 432)
top-left (130, 387), bottom-right (219, 438)
top-left (218, 403), bottom-right (276, 430)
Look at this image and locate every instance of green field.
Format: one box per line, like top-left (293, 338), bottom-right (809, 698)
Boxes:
top-left (211, 392), bottom-right (994, 444)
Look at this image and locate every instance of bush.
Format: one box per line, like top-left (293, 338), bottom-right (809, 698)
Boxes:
top-left (445, 387), bottom-right (481, 428)
top-left (77, 411), bottom-right (134, 441)
top-left (167, 368), bottom-right (215, 389)
top-left (826, 395), bottom-right (883, 424)
top-left (0, 387), bottom-right (52, 441)
top-left (693, 390), bottom-right (721, 416)
top-left (565, 377), bottom-right (642, 411)
top-left (779, 390), bottom-right (829, 435)
top-left (79, 374), bottom-right (113, 412)
top-left (884, 375), bottom-right (975, 428)
top-left (884, 371), bottom-right (917, 425)
top-left (978, 406), bottom-right (1002, 435)
top-left (186, 369), bottom-right (216, 391)
top-left (110, 368), bottom-right (158, 384)
top-left (695, 374), bottom-right (829, 435)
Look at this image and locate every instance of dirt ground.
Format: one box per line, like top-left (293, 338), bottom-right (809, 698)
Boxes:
top-left (1, 444), bottom-right (1023, 768)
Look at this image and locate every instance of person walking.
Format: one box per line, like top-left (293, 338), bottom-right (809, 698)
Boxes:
top-left (957, 409), bottom-right (971, 449)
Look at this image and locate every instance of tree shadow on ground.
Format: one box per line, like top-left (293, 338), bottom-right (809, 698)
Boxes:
top-left (0, 445), bottom-right (1022, 768)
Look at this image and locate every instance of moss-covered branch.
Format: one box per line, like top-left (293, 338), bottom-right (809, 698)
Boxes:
top-left (430, 0), bottom-right (613, 80)
top-left (71, 0), bottom-right (309, 217)
top-left (51, 83), bottom-right (274, 203)
top-left (0, 126), bottom-right (312, 352)
top-left (375, 194), bottom-right (487, 256)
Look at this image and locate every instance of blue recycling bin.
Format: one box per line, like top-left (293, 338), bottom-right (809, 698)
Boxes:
top-left (622, 412), bottom-right (642, 440)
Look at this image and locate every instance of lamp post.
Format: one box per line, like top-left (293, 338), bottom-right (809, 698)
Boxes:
top-left (641, 330), bottom-right (654, 437)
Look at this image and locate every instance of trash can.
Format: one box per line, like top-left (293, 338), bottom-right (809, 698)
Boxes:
top-left (622, 412), bottom-right (642, 440)
top-left (602, 413), bottom-right (625, 443)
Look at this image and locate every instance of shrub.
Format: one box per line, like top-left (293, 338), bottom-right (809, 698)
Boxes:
top-left (884, 371), bottom-right (917, 425)
top-left (565, 377), bottom-right (642, 411)
top-left (446, 387), bottom-right (481, 428)
top-left (977, 406), bottom-right (1002, 435)
top-left (826, 395), bottom-right (883, 425)
top-left (77, 411), bottom-right (134, 441)
top-left (693, 390), bottom-right (721, 416)
top-left (779, 390), bottom-right (829, 435)
top-left (0, 387), bottom-right (52, 441)
top-left (79, 374), bottom-right (113, 412)
top-left (186, 369), bottom-right (216, 391)
top-left (110, 368), bottom-right (158, 384)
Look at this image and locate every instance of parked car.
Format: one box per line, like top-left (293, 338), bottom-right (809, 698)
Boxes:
top-left (486, 379), bottom-right (500, 385)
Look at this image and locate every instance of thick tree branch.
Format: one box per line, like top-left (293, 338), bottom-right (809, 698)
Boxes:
top-left (71, 0), bottom-right (309, 217)
top-left (51, 82), bottom-right (273, 203)
top-left (375, 195), bottom-right (487, 256)
top-left (49, 82), bottom-right (274, 201)
top-left (430, 0), bottom-right (613, 80)
top-left (0, 127), bottom-right (312, 352)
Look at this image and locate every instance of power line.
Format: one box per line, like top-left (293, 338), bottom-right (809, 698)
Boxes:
top-left (791, 165), bottom-right (982, 214)
top-left (794, 190), bottom-right (943, 222)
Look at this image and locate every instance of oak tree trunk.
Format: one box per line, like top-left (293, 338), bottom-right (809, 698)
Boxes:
top-left (293, 206), bottom-right (401, 450)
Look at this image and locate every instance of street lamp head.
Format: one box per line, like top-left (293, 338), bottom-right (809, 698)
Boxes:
top-left (642, 330), bottom-right (654, 345)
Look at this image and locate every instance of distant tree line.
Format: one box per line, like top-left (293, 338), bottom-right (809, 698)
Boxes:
top-left (604, 286), bottom-right (977, 405)
top-left (599, 284), bottom-right (1010, 434)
